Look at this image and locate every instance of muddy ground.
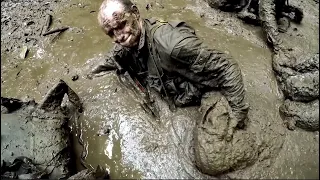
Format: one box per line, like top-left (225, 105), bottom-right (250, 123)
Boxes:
top-left (1, 103), bottom-right (71, 179)
top-left (1, 0), bottom-right (319, 179)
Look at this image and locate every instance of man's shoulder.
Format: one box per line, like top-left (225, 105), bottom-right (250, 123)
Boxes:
top-left (148, 18), bottom-right (197, 54)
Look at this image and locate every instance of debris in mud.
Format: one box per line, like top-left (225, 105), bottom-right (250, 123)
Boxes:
top-left (278, 18), bottom-right (290, 33)
top-left (67, 165), bottom-right (109, 179)
top-left (43, 27), bottom-right (69, 36)
top-left (41, 14), bottom-right (52, 35)
top-left (71, 75), bottom-right (79, 81)
top-left (97, 125), bottom-right (111, 136)
top-left (79, 4), bottom-right (89, 9)
top-left (19, 46), bottom-right (28, 59)
top-left (146, 3), bottom-right (152, 10)
top-left (15, 69), bottom-right (22, 80)
top-left (1, 156), bottom-right (52, 179)
top-left (1, 0), bottom-right (69, 54)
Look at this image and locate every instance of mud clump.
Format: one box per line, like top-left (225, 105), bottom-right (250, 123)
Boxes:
top-left (282, 71), bottom-right (319, 101)
top-left (280, 99), bottom-right (319, 131)
top-left (194, 92), bottom-right (283, 175)
top-left (273, 53), bottom-right (319, 102)
top-left (1, 80), bottom-right (82, 179)
top-left (273, 52), bottom-right (319, 131)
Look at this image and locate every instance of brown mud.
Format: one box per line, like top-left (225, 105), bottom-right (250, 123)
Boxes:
top-left (1, 0), bottom-right (319, 179)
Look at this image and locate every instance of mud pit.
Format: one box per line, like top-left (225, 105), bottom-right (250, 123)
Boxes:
top-left (1, 0), bottom-right (319, 179)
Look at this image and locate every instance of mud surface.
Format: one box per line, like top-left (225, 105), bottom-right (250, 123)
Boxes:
top-left (1, 100), bottom-right (71, 179)
top-left (1, 0), bottom-right (69, 56)
top-left (1, 0), bottom-right (319, 179)
top-left (280, 99), bottom-right (319, 131)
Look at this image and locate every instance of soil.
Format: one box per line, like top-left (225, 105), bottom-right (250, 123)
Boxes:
top-left (1, 101), bottom-right (71, 179)
top-left (1, 0), bottom-right (65, 55)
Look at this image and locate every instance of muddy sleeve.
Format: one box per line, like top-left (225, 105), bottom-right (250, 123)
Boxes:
top-left (91, 44), bottom-right (125, 74)
top-left (259, 0), bottom-right (282, 50)
top-left (170, 31), bottom-right (249, 121)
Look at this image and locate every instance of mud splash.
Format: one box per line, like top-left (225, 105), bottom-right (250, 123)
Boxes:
top-left (1, 0), bottom-right (318, 179)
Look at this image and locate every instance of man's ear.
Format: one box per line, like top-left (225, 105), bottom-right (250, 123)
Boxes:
top-left (131, 4), bottom-right (140, 17)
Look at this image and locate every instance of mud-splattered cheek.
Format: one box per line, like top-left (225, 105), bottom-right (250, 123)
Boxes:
top-left (122, 26), bottom-right (131, 34)
top-left (129, 21), bottom-right (140, 35)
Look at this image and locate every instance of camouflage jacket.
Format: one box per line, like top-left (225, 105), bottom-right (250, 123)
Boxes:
top-left (93, 18), bottom-right (249, 120)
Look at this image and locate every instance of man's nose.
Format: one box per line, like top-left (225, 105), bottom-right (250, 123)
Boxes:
top-left (113, 29), bottom-right (121, 37)
top-left (115, 33), bottom-right (125, 42)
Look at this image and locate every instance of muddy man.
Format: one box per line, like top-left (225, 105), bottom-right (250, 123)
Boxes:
top-left (90, 0), bottom-right (249, 141)
top-left (207, 0), bottom-right (303, 51)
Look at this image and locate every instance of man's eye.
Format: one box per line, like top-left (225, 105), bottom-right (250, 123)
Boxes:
top-left (107, 30), bottom-right (114, 36)
top-left (119, 21), bottom-right (126, 28)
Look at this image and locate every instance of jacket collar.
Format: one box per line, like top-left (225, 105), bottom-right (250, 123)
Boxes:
top-left (137, 22), bottom-right (146, 50)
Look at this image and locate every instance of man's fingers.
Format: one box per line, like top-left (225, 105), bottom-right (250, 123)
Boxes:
top-left (226, 117), bottom-right (238, 142)
top-left (226, 129), bottom-right (234, 142)
top-left (85, 71), bottom-right (111, 80)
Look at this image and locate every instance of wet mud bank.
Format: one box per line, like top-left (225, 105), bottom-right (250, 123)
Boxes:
top-left (1, 80), bottom-right (108, 179)
top-left (1, 86), bottom-right (73, 179)
top-left (1, 0), bottom-right (319, 179)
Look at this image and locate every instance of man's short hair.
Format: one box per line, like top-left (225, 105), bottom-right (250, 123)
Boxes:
top-left (98, 0), bottom-right (135, 32)
top-left (100, 0), bottom-right (135, 14)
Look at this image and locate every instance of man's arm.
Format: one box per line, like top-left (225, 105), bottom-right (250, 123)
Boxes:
top-left (168, 27), bottom-right (249, 122)
top-left (259, 0), bottom-right (282, 51)
top-left (90, 44), bottom-right (127, 75)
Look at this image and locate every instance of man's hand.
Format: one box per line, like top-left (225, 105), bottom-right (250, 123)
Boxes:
top-left (272, 46), bottom-right (298, 76)
top-left (226, 118), bottom-right (237, 142)
top-left (226, 113), bottom-right (241, 142)
top-left (85, 71), bottom-right (112, 80)
top-left (92, 63), bottom-right (117, 74)
top-left (85, 62), bottom-right (117, 80)
top-left (226, 106), bottom-right (249, 141)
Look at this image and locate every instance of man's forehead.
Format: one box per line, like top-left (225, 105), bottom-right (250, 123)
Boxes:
top-left (102, 1), bottom-right (125, 20)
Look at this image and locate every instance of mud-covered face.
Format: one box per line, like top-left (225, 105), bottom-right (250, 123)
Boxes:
top-left (102, 8), bottom-right (141, 48)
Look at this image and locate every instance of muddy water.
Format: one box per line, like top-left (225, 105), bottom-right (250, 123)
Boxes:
top-left (1, 0), bottom-right (318, 179)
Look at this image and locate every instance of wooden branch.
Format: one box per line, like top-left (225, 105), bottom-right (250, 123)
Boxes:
top-left (41, 14), bottom-right (52, 35)
top-left (44, 14), bottom-right (52, 33)
top-left (43, 27), bottom-right (69, 36)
